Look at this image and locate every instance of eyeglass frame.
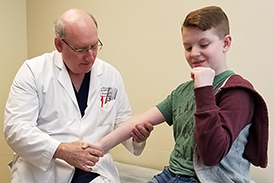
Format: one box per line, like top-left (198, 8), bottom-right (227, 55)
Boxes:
top-left (61, 39), bottom-right (103, 55)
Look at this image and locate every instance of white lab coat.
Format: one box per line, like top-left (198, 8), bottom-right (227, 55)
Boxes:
top-left (4, 51), bottom-right (145, 183)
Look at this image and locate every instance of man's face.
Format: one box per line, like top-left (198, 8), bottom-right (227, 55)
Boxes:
top-left (61, 36), bottom-right (99, 75)
top-left (57, 15), bottom-right (99, 75)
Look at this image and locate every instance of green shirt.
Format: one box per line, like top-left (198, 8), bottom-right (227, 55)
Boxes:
top-left (156, 70), bottom-right (235, 176)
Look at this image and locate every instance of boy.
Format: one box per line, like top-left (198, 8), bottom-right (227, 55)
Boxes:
top-left (86, 6), bottom-right (268, 182)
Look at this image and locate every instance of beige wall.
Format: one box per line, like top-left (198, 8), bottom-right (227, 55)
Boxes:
top-left (0, 0), bottom-right (28, 182)
top-left (2, 0), bottom-right (273, 182)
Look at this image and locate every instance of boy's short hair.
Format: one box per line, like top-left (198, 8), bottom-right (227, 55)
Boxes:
top-left (182, 6), bottom-right (229, 39)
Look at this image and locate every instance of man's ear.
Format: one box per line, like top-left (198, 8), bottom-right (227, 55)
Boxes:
top-left (54, 37), bottom-right (63, 53)
top-left (223, 35), bottom-right (232, 53)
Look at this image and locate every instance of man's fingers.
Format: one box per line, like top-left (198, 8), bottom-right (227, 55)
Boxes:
top-left (131, 132), bottom-right (143, 143)
top-left (86, 159), bottom-right (97, 167)
top-left (133, 125), bottom-right (146, 137)
top-left (135, 122), bottom-right (153, 135)
top-left (78, 153), bottom-right (101, 172)
top-left (80, 164), bottom-right (93, 172)
top-left (82, 142), bottom-right (89, 149)
top-left (131, 122), bottom-right (154, 143)
top-left (87, 148), bottom-right (104, 158)
top-left (82, 143), bottom-right (104, 157)
top-left (144, 121), bottom-right (154, 132)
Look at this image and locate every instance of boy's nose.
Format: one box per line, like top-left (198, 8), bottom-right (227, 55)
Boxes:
top-left (190, 47), bottom-right (201, 57)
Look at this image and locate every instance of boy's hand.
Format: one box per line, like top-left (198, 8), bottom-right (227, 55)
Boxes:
top-left (131, 121), bottom-right (154, 143)
top-left (191, 67), bottom-right (215, 88)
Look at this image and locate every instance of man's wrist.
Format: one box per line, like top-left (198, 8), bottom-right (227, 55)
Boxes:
top-left (53, 143), bottom-right (64, 159)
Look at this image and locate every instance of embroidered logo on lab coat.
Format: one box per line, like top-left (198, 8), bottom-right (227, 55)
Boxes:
top-left (100, 87), bottom-right (118, 108)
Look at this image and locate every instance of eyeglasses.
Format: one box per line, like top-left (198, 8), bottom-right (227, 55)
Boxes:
top-left (62, 39), bottom-right (103, 55)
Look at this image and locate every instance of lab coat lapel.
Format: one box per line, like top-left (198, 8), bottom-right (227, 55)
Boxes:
top-left (54, 55), bottom-right (79, 108)
top-left (89, 71), bottom-right (100, 96)
top-left (87, 60), bottom-right (102, 105)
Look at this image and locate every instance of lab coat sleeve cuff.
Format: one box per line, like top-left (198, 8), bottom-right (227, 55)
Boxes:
top-left (41, 139), bottom-right (62, 171)
top-left (122, 138), bottom-right (146, 156)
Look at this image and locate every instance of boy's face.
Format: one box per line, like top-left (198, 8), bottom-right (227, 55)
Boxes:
top-left (182, 26), bottom-right (230, 75)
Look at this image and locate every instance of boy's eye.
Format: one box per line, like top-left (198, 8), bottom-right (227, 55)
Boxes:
top-left (200, 43), bottom-right (209, 48)
top-left (185, 46), bottom-right (192, 51)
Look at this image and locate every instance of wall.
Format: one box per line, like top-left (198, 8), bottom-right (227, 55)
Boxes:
top-left (2, 0), bottom-right (273, 182)
top-left (0, 0), bottom-right (27, 182)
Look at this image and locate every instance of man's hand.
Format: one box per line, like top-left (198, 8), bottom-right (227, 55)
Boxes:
top-left (54, 141), bottom-right (104, 172)
top-left (82, 142), bottom-right (105, 154)
top-left (191, 67), bottom-right (215, 88)
top-left (131, 121), bottom-right (154, 143)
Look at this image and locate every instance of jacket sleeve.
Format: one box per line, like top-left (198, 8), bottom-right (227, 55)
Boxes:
top-left (193, 85), bottom-right (254, 166)
top-left (4, 62), bottom-right (60, 171)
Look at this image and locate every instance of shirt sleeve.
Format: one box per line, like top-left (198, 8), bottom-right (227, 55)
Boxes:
top-left (194, 85), bottom-right (254, 166)
top-left (156, 93), bottom-right (173, 126)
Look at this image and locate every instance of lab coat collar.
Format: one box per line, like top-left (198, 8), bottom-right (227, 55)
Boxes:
top-left (53, 51), bottom-right (103, 116)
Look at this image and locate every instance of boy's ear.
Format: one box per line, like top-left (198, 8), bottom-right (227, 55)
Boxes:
top-left (223, 35), bottom-right (232, 52)
top-left (54, 37), bottom-right (63, 53)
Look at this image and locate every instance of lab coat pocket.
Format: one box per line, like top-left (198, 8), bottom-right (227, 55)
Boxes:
top-left (99, 96), bottom-right (115, 110)
top-left (99, 86), bottom-right (117, 110)
top-left (98, 99), bottom-right (116, 127)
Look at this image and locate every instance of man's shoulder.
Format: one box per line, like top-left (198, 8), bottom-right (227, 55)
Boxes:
top-left (93, 58), bottom-right (121, 75)
top-left (25, 51), bottom-right (60, 66)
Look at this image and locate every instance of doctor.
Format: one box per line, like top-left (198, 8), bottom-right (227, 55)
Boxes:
top-left (4, 9), bottom-right (153, 183)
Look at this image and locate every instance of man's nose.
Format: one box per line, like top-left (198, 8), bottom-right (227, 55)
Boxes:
top-left (85, 49), bottom-right (96, 60)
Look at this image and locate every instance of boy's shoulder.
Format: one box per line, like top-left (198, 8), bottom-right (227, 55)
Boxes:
top-left (173, 80), bottom-right (194, 93)
top-left (223, 74), bottom-right (254, 90)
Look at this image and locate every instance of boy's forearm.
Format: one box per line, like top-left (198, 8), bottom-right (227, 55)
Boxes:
top-left (95, 107), bottom-right (165, 153)
top-left (95, 116), bottom-right (140, 153)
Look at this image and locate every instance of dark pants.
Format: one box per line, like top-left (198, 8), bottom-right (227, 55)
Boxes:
top-left (71, 168), bottom-right (99, 183)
